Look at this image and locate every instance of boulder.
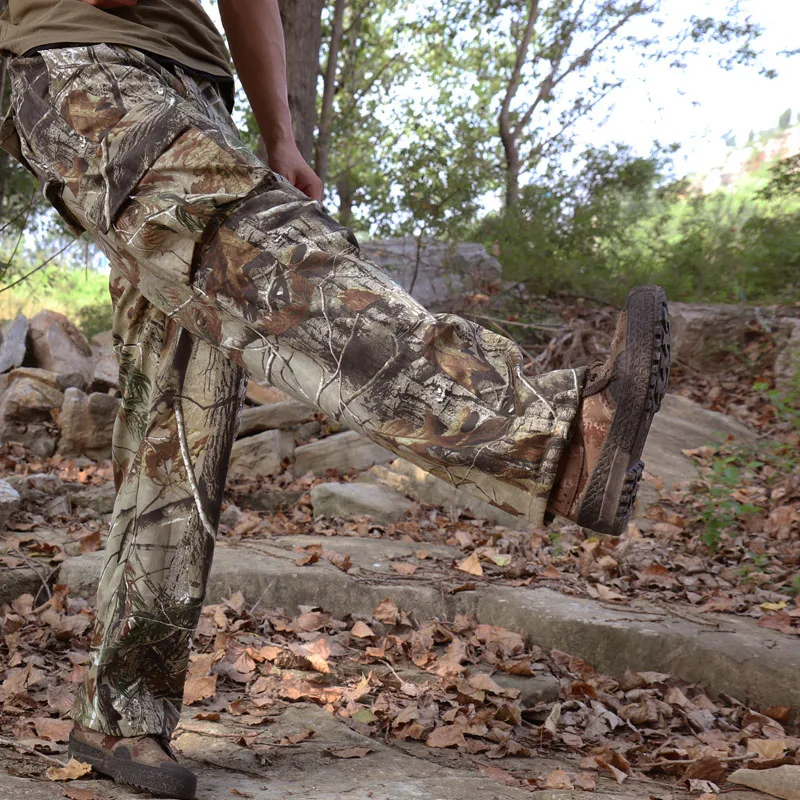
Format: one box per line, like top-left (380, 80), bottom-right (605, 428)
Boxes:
top-left (293, 430), bottom-right (394, 477)
top-left (71, 482), bottom-right (117, 515)
top-left (0, 369), bottom-right (64, 456)
top-left (229, 429), bottom-right (295, 477)
top-left (241, 489), bottom-right (305, 514)
top-left (358, 459), bottom-right (524, 528)
top-left (238, 399), bottom-right (315, 437)
top-left (27, 309), bottom-right (94, 383)
top-left (361, 237), bottom-right (502, 310)
top-left (0, 314), bottom-right (29, 374)
top-left (57, 387), bottom-right (121, 460)
top-left (310, 482), bottom-right (413, 524)
top-left (669, 303), bottom-right (798, 373)
top-left (0, 478), bottom-right (21, 528)
top-left (90, 330), bottom-right (119, 390)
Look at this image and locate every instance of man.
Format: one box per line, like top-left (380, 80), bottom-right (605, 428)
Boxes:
top-left (0, 1), bottom-right (669, 797)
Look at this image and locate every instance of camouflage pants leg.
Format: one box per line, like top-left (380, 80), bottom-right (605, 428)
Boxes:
top-left (9, 45), bottom-right (584, 739)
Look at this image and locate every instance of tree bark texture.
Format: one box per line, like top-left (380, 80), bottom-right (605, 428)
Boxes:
top-left (278, 0), bottom-right (325, 162)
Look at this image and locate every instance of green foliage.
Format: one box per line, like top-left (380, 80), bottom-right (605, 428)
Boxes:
top-left (475, 147), bottom-right (800, 305)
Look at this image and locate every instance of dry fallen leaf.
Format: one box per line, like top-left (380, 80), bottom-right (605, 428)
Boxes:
top-left (728, 765), bottom-right (800, 800)
top-left (749, 739), bottom-right (790, 760)
top-left (327, 747), bottom-right (373, 759)
top-left (542, 768), bottom-right (573, 789)
top-left (183, 674), bottom-right (218, 705)
top-left (63, 788), bottom-right (103, 800)
top-left (34, 717), bottom-right (73, 743)
top-left (280, 729), bottom-right (315, 745)
top-left (684, 755), bottom-right (725, 784)
top-left (392, 562), bottom-right (417, 576)
top-left (351, 621), bottom-right (376, 639)
top-left (46, 758), bottom-right (92, 782)
top-left (456, 552), bottom-right (483, 576)
top-left (426, 724), bottom-right (467, 749)
top-left (574, 772), bottom-right (597, 791)
top-left (373, 598), bottom-right (399, 625)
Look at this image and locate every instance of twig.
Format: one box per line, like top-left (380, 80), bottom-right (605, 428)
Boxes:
top-left (0, 238), bottom-right (78, 295)
top-left (11, 550), bottom-right (53, 603)
top-left (647, 752), bottom-right (755, 769)
top-left (463, 312), bottom-right (563, 332)
top-left (0, 735), bottom-right (68, 766)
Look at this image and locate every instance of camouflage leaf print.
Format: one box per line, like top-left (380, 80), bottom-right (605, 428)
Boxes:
top-left (8, 44), bottom-right (584, 739)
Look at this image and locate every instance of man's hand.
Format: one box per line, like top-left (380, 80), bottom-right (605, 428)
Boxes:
top-left (220, 0), bottom-right (324, 202)
top-left (80, 0), bottom-right (138, 7)
top-left (269, 141), bottom-right (323, 201)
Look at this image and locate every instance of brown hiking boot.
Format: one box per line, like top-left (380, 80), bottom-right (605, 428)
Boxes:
top-left (69, 722), bottom-right (196, 799)
top-left (548, 285), bottom-right (670, 535)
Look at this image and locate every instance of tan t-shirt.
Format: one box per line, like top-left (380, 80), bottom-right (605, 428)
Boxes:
top-left (0, 0), bottom-right (232, 80)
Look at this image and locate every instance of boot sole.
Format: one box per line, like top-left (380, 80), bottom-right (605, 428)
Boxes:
top-left (69, 731), bottom-right (197, 799)
top-left (576, 285), bottom-right (670, 535)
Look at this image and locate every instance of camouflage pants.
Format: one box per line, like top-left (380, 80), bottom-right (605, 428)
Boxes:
top-left (8, 45), bottom-right (584, 739)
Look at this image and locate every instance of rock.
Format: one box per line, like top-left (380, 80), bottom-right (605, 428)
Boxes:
top-left (7, 366), bottom-right (63, 390)
top-left (229, 429), bottom-right (295, 477)
top-left (640, 393), bottom-right (757, 503)
top-left (0, 370), bottom-right (63, 456)
top-left (774, 318), bottom-right (800, 394)
top-left (27, 310), bottom-right (94, 383)
top-left (293, 430), bottom-right (393, 476)
top-left (0, 315), bottom-right (29, 374)
top-left (238, 399), bottom-right (315, 437)
top-left (57, 387), bottom-right (120, 460)
top-left (361, 237), bottom-right (502, 310)
top-left (5, 473), bottom-right (63, 503)
top-left (0, 478), bottom-right (21, 527)
top-left (359, 459), bottom-right (524, 528)
top-left (241, 489), bottom-right (305, 514)
top-left (219, 503), bottom-right (243, 528)
top-left (0, 568), bottom-right (43, 606)
top-left (669, 303), bottom-right (798, 373)
top-left (491, 672), bottom-right (560, 706)
top-left (71, 482), bottom-right (117, 515)
top-left (295, 421), bottom-right (322, 442)
top-left (311, 482), bottom-right (413, 524)
top-left (90, 335), bottom-right (119, 390)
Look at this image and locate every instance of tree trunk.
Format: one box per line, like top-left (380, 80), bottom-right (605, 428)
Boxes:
top-left (336, 171), bottom-right (355, 228)
top-left (500, 119), bottom-right (521, 209)
top-left (315, 0), bottom-right (347, 194)
top-left (278, 0), bottom-right (325, 161)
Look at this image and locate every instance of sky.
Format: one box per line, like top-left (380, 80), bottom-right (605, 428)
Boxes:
top-left (578, 0), bottom-right (799, 176)
top-left (202, 0), bottom-right (797, 179)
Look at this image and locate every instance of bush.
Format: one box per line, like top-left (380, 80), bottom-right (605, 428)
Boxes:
top-left (476, 148), bottom-right (800, 305)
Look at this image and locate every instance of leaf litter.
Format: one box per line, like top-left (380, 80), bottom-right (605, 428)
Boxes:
top-left (2, 582), bottom-right (797, 793)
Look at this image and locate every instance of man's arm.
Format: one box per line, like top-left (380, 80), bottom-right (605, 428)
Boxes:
top-left (219, 0), bottom-right (322, 200)
top-left (79, 0), bottom-right (323, 200)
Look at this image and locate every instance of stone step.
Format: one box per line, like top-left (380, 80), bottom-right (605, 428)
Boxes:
top-left (59, 538), bottom-right (800, 715)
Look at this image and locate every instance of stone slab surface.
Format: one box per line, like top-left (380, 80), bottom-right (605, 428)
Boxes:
top-left (359, 460), bottom-right (524, 528)
top-left (238, 399), bottom-right (316, 437)
top-left (294, 430), bottom-right (394, 476)
top-left (311, 481), bottom-right (414, 523)
top-left (229, 429), bottom-right (296, 476)
top-left (59, 538), bottom-right (800, 713)
top-left (0, 702), bottom-right (768, 800)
